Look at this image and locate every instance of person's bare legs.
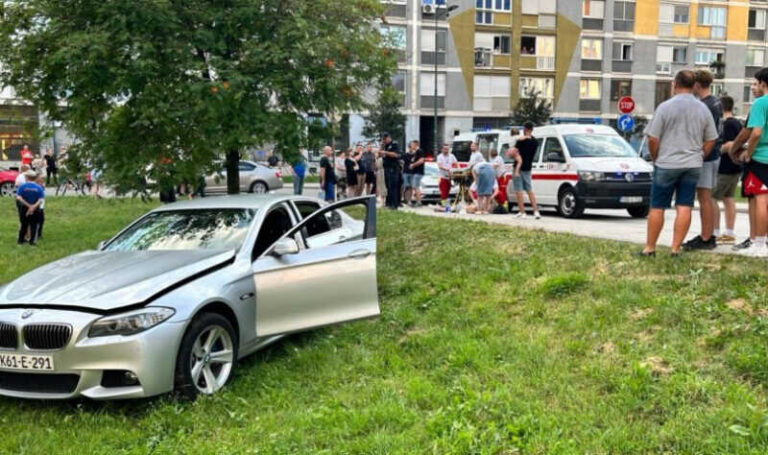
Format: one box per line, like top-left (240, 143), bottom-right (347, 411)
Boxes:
top-left (527, 191), bottom-right (538, 213)
top-left (697, 188), bottom-right (715, 240)
top-left (754, 194), bottom-right (768, 238)
top-left (713, 198), bottom-right (722, 233)
top-left (644, 208), bottom-right (665, 253)
top-left (404, 187), bottom-right (412, 205)
top-left (515, 191), bottom-right (526, 214)
top-left (749, 198), bottom-right (757, 240)
top-left (723, 197), bottom-right (737, 232)
top-left (672, 205), bottom-right (693, 253)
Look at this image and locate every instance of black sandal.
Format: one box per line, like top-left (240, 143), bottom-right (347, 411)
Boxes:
top-left (637, 250), bottom-right (656, 258)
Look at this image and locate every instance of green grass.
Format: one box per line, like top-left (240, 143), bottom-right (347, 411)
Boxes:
top-left (1, 197), bottom-right (767, 454)
top-left (283, 175), bottom-right (319, 184)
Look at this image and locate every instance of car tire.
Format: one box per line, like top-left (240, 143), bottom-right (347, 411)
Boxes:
top-left (557, 186), bottom-right (585, 219)
top-left (174, 312), bottom-right (238, 400)
top-left (627, 205), bottom-right (650, 218)
top-left (249, 181), bottom-right (268, 194)
top-left (0, 182), bottom-right (13, 197)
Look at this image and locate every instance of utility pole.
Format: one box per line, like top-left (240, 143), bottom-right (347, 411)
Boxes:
top-left (433, 3), bottom-right (458, 156)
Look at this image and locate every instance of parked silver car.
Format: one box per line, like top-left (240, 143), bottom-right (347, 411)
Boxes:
top-left (205, 160), bottom-right (283, 194)
top-left (0, 195), bottom-right (378, 399)
top-left (420, 162), bottom-right (458, 203)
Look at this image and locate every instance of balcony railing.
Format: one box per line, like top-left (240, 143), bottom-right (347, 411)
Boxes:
top-left (536, 56), bottom-right (555, 70)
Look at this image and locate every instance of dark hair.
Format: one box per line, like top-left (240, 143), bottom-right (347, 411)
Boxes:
top-left (694, 69), bottom-right (713, 89)
top-left (720, 95), bottom-right (734, 112)
top-left (756, 68), bottom-right (768, 86)
top-left (411, 140), bottom-right (420, 145)
top-left (523, 121), bottom-right (534, 131)
top-left (510, 127), bottom-right (519, 135)
top-left (674, 70), bottom-right (695, 89)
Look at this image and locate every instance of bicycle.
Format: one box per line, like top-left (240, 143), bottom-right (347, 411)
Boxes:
top-left (55, 177), bottom-right (91, 196)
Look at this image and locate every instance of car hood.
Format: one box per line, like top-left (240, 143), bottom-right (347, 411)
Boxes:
top-left (0, 249), bottom-right (235, 313)
top-left (571, 157), bottom-right (652, 173)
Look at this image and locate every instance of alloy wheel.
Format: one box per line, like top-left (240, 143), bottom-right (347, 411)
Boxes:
top-left (0, 182), bottom-right (12, 197)
top-left (189, 325), bottom-right (234, 395)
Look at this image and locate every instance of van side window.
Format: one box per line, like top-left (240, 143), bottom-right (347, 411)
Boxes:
top-left (543, 138), bottom-right (565, 163)
top-left (532, 138), bottom-right (544, 164)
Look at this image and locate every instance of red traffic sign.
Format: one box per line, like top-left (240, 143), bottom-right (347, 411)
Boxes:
top-left (617, 96), bottom-right (635, 114)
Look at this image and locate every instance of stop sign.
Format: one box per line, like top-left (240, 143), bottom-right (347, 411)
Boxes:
top-left (618, 96), bottom-right (635, 114)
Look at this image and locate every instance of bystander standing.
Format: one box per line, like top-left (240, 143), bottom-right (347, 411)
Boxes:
top-left (15, 170), bottom-right (45, 246)
top-left (319, 146), bottom-right (336, 202)
top-left (403, 140), bottom-right (425, 206)
top-left (379, 133), bottom-right (402, 210)
top-left (711, 96), bottom-right (743, 245)
top-left (436, 143), bottom-right (456, 207)
top-left (511, 122), bottom-right (540, 219)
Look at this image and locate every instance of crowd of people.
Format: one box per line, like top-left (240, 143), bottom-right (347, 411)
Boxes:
top-left (642, 68), bottom-right (768, 258)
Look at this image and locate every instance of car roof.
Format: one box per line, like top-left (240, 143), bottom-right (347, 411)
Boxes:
top-left (534, 124), bottom-right (619, 136)
top-left (152, 194), bottom-right (296, 212)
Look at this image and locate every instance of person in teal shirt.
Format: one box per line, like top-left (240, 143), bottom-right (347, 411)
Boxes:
top-left (743, 68), bottom-right (768, 257)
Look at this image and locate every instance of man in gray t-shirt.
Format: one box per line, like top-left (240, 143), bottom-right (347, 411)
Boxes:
top-left (640, 70), bottom-right (718, 257)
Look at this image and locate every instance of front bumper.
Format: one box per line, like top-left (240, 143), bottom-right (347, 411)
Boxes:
top-left (575, 181), bottom-right (651, 209)
top-left (0, 309), bottom-right (185, 400)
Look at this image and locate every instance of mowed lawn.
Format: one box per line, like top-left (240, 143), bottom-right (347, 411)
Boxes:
top-left (0, 197), bottom-right (767, 454)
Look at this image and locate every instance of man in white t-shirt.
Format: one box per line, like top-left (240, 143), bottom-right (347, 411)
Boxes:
top-left (468, 142), bottom-right (484, 167)
top-left (436, 144), bottom-right (457, 206)
top-left (14, 164), bottom-right (29, 189)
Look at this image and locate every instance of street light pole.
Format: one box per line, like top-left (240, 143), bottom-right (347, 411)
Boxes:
top-left (433, 3), bottom-right (458, 156)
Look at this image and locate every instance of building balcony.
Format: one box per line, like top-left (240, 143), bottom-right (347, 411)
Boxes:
top-left (745, 66), bottom-right (762, 78)
top-left (421, 96), bottom-right (445, 109)
top-left (421, 51), bottom-right (446, 66)
top-left (520, 55), bottom-right (555, 71)
top-left (474, 49), bottom-right (512, 69)
top-left (581, 59), bottom-right (602, 72)
top-left (613, 20), bottom-right (634, 33)
top-left (383, 2), bottom-right (406, 18)
top-left (612, 60), bottom-right (632, 73)
top-left (579, 99), bottom-right (601, 112)
top-left (583, 18), bottom-right (603, 31)
top-left (748, 29), bottom-right (766, 42)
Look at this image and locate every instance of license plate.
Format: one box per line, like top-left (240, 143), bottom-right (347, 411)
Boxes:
top-left (0, 353), bottom-right (54, 371)
top-left (620, 196), bottom-right (643, 204)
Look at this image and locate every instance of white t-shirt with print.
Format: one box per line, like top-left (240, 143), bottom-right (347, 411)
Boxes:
top-left (490, 155), bottom-right (506, 177)
top-left (469, 151), bottom-right (485, 167)
top-left (436, 153), bottom-right (457, 179)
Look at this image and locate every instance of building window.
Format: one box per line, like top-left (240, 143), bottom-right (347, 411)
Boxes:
top-left (613, 1), bottom-right (635, 21)
top-left (748, 49), bottom-right (765, 67)
top-left (661, 4), bottom-right (689, 24)
top-left (579, 79), bottom-right (601, 100)
top-left (694, 48), bottom-right (724, 65)
top-left (711, 83), bottom-right (725, 97)
top-left (420, 73), bottom-right (446, 98)
top-left (521, 35), bottom-right (555, 69)
top-left (749, 9), bottom-right (767, 29)
top-left (673, 46), bottom-right (687, 64)
top-left (421, 29), bottom-right (446, 65)
top-left (610, 80), bottom-right (632, 101)
top-left (612, 42), bottom-right (632, 61)
top-left (475, 33), bottom-right (511, 55)
top-left (582, 0), bottom-right (604, 19)
top-left (655, 81), bottom-right (672, 107)
top-left (697, 6), bottom-right (726, 39)
top-left (581, 39), bottom-right (602, 60)
top-left (656, 46), bottom-right (672, 74)
top-left (522, 0), bottom-right (556, 15)
top-left (380, 26), bottom-right (406, 50)
top-left (392, 71), bottom-right (406, 106)
top-left (519, 77), bottom-right (554, 101)
top-left (476, 0), bottom-right (510, 12)
top-left (674, 5), bottom-right (689, 23)
top-left (474, 75), bottom-right (510, 112)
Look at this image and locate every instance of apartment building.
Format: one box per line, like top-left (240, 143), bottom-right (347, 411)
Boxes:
top-left (352, 0), bottom-right (767, 151)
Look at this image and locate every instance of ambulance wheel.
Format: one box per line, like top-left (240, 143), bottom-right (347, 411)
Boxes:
top-left (557, 186), bottom-right (584, 219)
top-left (627, 205), bottom-right (649, 218)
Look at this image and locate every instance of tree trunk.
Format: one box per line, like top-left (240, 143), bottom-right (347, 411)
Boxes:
top-left (226, 149), bottom-right (240, 194)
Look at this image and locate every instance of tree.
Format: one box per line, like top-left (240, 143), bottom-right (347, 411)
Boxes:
top-left (0, 0), bottom-right (395, 194)
top-left (362, 85), bottom-right (406, 146)
top-left (511, 88), bottom-right (552, 127)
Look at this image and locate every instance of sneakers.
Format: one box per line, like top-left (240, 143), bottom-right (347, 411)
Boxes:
top-left (718, 234), bottom-right (736, 245)
top-left (682, 235), bottom-right (717, 251)
top-left (732, 238), bottom-right (753, 251)
top-left (534, 211), bottom-right (541, 220)
top-left (515, 212), bottom-right (527, 219)
top-left (742, 243), bottom-right (768, 258)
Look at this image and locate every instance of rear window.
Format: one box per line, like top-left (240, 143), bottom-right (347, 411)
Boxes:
top-left (451, 141), bottom-right (472, 162)
top-left (563, 134), bottom-right (637, 158)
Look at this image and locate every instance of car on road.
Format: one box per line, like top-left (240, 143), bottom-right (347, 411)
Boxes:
top-left (0, 195), bottom-right (379, 399)
top-left (420, 162), bottom-right (458, 203)
top-left (505, 124), bottom-right (653, 218)
top-left (0, 168), bottom-right (19, 197)
top-left (205, 160), bottom-right (283, 194)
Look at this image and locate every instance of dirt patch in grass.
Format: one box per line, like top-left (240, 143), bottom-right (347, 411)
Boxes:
top-left (641, 356), bottom-right (674, 376)
top-left (630, 308), bottom-right (653, 320)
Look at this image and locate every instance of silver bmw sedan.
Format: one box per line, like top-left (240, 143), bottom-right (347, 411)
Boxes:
top-left (0, 195), bottom-right (378, 400)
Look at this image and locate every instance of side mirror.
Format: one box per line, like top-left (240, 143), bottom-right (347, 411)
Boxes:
top-left (271, 237), bottom-right (299, 257)
top-left (547, 152), bottom-right (564, 163)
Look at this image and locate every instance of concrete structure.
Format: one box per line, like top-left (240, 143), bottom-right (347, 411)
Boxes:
top-left (349, 0), bottom-right (767, 152)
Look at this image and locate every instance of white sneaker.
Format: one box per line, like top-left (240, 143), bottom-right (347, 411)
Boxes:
top-left (742, 243), bottom-right (768, 258)
top-left (534, 211), bottom-right (541, 220)
top-left (515, 212), bottom-right (527, 219)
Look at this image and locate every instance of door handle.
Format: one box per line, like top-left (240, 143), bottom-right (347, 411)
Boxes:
top-left (347, 249), bottom-right (371, 259)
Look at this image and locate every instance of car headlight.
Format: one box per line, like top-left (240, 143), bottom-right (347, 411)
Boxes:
top-left (579, 171), bottom-right (605, 182)
top-left (89, 308), bottom-right (175, 338)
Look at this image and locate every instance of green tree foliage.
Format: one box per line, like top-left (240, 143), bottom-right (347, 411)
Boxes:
top-left (512, 88), bottom-right (552, 127)
top-left (0, 0), bottom-right (395, 194)
top-left (363, 85), bottom-right (406, 145)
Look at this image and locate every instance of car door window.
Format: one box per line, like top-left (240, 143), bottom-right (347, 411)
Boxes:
top-left (252, 205), bottom-right (294, 260)
top-left (532, 138), bottom-right (544, 165)
top-left (239, 162), bottom-right (256, 172)
top-left (543, 138), bottom-right (565, 163)
top-left (293, 201), bottom-right (331, 238)
top-left (292, 198), bottom-right (372, 250)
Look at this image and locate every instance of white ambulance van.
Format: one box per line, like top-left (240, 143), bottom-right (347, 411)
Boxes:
top-left (451, 129), bottom-right (511, 163)
top-left (509, 124), bottom-right (653, 218)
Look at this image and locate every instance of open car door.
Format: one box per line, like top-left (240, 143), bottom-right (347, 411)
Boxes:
top-left (252, 196), bottom-right (379, 337)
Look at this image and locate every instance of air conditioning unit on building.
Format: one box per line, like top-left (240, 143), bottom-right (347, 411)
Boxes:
top-left (422, 4), bottom-right (436, 14)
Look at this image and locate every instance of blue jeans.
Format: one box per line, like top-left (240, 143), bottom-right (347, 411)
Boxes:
top-left (384, 166), bottom-right (401, 208)
top-left (323, 181), bottom-right (335, 202)
top-left (293, 174), bottom-right (305, 195)
top-left (650, 166), bottom-right (701, 209)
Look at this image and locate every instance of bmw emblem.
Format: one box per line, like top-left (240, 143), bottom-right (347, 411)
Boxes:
top-left (21, 310), bottom-right (34, 319)
top-left (624, 173), bottom-right (635, 183)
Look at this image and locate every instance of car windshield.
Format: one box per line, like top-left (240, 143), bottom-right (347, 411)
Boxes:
top-left (424, 163), bottom-right (440, 177)
top-left (105, 209), bottom-right (256, 252)
top-left (563, 134), bottom-right (637, 158)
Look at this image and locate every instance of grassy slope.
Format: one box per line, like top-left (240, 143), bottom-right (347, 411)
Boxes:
top-left (0, 198), bottom-right (767, 454)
